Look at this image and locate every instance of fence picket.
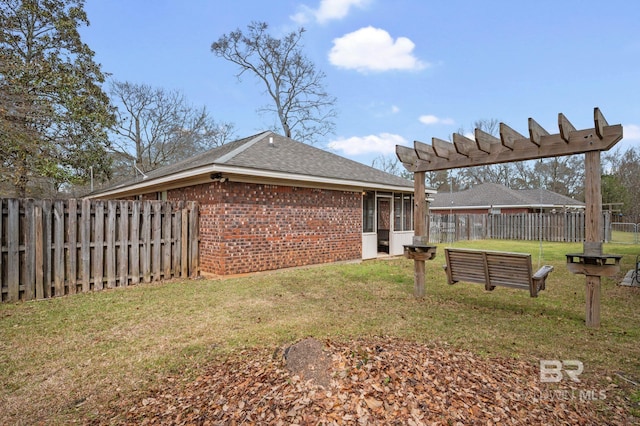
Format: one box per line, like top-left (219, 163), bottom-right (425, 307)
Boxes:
top-left (119, 201), bottom-right (129, 287)
top-left (41, 200), bottom-right (52, 298)
top-left (94, 201), bottom-right (104, 290)
top-left (152, 202), bottom-right (162, 281)
top-left (106, 201), bottom-right (116, 288)
top-left (34, 205), bottom-right (44, 299)
top-left (23, 199), bottom-right (35, 301)
top-left (81, 199), bottom-right (91, 292)
top-left (163, 203), bottom-right (172, 279)
top-left (130, 202), bottom-right (140, 285)
top-left (7, 199), bottom-right (20, 302)
top-left (189, 202), bottom-right (199, 278)
top-left (172, 204), bottom-right (181, 276)
top-left (181, 206), bottom-right (188, 278)
top-left (53, 200), bottom-right (65, 297)
top-left (141, 201), bottom-right (151, 283)
top-left (68, 200), bottom-right (77, 294)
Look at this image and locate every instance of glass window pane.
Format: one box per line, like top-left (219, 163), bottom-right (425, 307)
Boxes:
top-left (394, 194), bottom-right (402, 231)
top-left (363, 191), bottom-right (375, 233)
top-left (403, 194), bottom-right (413, 231)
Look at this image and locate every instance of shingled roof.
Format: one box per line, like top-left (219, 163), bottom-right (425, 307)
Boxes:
top-left (93, 131), bottom-right (423, 197)
top-left (430, 182), bottom-right (584, 210)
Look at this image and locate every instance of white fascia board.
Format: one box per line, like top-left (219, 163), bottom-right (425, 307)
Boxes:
top-left (88, 164), bottom-right (422, 198)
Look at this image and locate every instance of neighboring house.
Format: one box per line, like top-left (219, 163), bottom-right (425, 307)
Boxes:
top-left (90, 131), bottom-right (436, 276)
top-left (430, 182), bottom-right (585, 215)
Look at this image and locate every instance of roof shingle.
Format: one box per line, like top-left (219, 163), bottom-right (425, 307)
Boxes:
top-left (96, 131), bottom-right (418, 194)
top-left (430, 182), bottom-right (584, 209)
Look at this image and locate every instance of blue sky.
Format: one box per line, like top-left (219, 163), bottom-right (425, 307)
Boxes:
top-left (81, 0), bottom-right (640, 167)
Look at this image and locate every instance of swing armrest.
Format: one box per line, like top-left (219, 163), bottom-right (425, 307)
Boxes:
top-left (532, 265), bottom-right (554, 292)
top-left (533, 265), bottom-right (554, 280)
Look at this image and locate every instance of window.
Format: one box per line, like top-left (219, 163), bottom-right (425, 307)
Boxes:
top-left (393, 193), bottom-right (414, 231)
top-left (362, 191), bottom-right (375, 233)
top-left (403, 194), bottom-right (414, 231)
top-left (394, 194), bottom-right (402, 231)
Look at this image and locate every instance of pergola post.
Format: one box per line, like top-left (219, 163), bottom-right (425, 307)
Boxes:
top-left (413, 171), bottom-right (426, 298)
top-left (584, 151), bottom-right (602, 327)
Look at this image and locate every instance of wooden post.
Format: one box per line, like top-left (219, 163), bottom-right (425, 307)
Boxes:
top-left (413, 171), bottom-right (426, 298)
top-left (584, 151), bottom-right (602, 327)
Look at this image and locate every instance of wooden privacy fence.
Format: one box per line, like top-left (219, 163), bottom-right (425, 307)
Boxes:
top-left (429, 212), bottom-right (611, 243)
top-left (0, 198), bottom-right (199, 302)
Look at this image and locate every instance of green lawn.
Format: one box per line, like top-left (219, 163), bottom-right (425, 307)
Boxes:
top-left (611, 229), bottom-right (639, 244)
top-left (1, 240), bottom-right (639, 424)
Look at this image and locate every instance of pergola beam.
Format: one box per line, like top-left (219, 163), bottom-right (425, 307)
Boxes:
top-left (558, 113), bottom-right (576, 143)
top-left (396, 108), bottom-right (623, 172)
top-left (475, 128), bottom-right (501, 154)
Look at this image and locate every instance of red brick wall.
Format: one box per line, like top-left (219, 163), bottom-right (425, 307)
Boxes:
top-left (166, 181), bottom-right (362, 275)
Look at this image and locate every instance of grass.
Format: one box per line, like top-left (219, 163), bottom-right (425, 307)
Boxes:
top-left (611, 229), bottom-right (639, 244)
top-left (1, 239), bottom-right (639, 424)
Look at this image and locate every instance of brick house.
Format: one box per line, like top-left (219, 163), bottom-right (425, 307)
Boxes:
top-left (91, 131), bottom-right (436, 276)
top-left (430, 182), bottom-right (584, 215)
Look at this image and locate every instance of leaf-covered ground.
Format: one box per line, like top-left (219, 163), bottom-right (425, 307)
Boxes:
top-left (95, 337), bottom-right (635, 425)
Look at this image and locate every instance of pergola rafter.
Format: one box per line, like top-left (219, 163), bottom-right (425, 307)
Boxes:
top-left (396, 107), bottom-right (623, 172)
top-left (396, 107), bottom-right (625, 328)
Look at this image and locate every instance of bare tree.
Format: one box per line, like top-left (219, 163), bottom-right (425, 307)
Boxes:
top-left (455, 119), bottom-right (524, 189)
top-left (211, 21), bottom-right (337, 144)
top-left (109, 80), bottom-right (235, 177)
top-left (533, 156), bottom-right (584, 199)
top-left (371, 155), bottom-right (413, 179)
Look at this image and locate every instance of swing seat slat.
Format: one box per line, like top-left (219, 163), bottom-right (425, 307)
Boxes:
top-left (443, 248), bottom-right (553, 297)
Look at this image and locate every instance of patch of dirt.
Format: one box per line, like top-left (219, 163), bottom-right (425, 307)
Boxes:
top-left (97, 337), bottom-right (635, 425)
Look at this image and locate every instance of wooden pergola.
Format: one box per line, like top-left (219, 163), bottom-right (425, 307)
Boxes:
top-left (397, 108), bottom-right (623, 327)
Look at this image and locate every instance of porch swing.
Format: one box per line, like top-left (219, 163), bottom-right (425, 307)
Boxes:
top-left (442, 160), bottom-right (553, 297)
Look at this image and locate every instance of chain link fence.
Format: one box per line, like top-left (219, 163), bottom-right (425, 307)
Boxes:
top-left (610, 222), bottom-right (640, 244)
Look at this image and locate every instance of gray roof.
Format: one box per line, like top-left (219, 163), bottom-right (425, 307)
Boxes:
top-left (430, 182), bottom-right (584, 209)
top-left (97, 131), bottom-right (417, 194)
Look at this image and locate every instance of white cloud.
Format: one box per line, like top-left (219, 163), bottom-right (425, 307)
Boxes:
top-left (329, 26), bottom-right (427, 72)
top-left (391, 105), bottom-right (400, 114)
top-left (328, 133), bottom-right (407, 156)
top-left (624, 123), bottom-right (640, 140)
top-left (291, 0), bottom-right (370, 24)
top-left (419, 114), bottom-right (454, 126)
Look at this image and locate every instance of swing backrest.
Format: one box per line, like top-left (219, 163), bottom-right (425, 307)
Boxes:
top-left (444, 248), bottom-right (550, 297)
